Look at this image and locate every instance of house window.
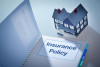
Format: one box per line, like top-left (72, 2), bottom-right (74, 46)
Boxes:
top-left (56, 23), bottom-right (59, 29)
top-left (59, 20), bottom-right (63, 24)
top-left (84, 21), bottom-right (87, 25)
top-left (59, 29), bottom-right (64, 33)
top-left (81, 24), bottom-right (83, 29)
top-left (70, 25), bottom-right (74, 29)
top-left (64, 23), bottom-right (68, 28)
top-left (55, 19), bottom-right (63, 24)
top-left (80, 19), bottom-right (83, 25)
top-left (76, 23), bottom-right (79, 28)
top-left (77, 28), bottom-right (80, 33)
top-left (55, 19), bottom-right (59, 23)
top-left (84, 15), bottom-right (87, 21)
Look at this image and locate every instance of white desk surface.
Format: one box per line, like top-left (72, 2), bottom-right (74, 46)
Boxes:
top-left (0, 0), bottom-right (100, 67)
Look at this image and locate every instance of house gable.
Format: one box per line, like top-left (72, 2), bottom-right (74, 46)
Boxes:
top-left (52, 8), bottom-right (70, 21)
top-left (68, 4), bottom-right (88, 26)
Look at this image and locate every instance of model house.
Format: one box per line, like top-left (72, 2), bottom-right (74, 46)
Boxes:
top-left (52, 4), bottom-right (88, 36)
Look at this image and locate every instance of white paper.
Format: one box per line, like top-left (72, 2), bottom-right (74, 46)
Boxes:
top-left (39, 36), bottom-right (81, 60)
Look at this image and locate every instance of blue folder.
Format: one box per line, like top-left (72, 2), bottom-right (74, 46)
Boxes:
top-left (0, 0), bottom-right (41, 67)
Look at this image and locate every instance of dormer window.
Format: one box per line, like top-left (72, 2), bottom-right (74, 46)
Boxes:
top-left (64, 23), bottom-right (68, 28)
top-left (55, 19), bottom-right (59, 23)
top-left (84, 15), bottom-right (87, 21)
top-left (70, 25), bottom-right (74, 29)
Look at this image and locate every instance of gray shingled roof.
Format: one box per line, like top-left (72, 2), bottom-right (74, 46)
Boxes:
top-left (52, 4), bottom-right (88, 26)
top-left (68, 4), bottom-right (88, 26)
top-left (52, 8), bottom-right (70, 21)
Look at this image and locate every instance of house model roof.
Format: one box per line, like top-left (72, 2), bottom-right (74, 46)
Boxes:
top-left (52, 8), bottom-right (70, 21)
top-left (52, 4), bottom-right (88, 26)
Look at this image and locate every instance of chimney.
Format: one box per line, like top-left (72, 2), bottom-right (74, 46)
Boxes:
top-left (74, 8), bottom-right (77, 13)
top-left (58, 8), bottom-right (61, 14)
